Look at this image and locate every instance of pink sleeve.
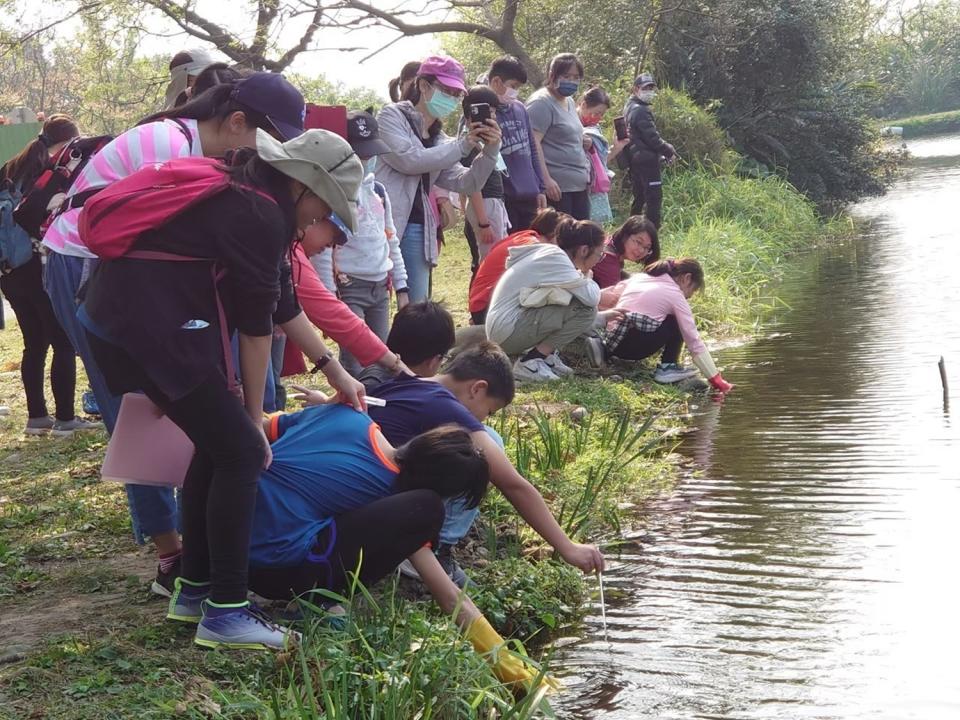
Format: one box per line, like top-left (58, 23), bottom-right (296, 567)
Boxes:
top-left (292, 246), bottom-right (388, 366)
top-left (671, 290), bottom-right (706, 356)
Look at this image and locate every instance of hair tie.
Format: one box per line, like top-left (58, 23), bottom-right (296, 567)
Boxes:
top-left (667, 258), bottom-right (676, 273)
top-left (37, 133), bottom-right (51, 148)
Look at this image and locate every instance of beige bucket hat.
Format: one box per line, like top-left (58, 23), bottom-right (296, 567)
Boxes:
top-left (255, 127), bottom-right (363, 232)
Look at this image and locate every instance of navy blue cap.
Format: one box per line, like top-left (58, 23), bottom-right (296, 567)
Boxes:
top-left (233, 72), bottom-right (305, 141)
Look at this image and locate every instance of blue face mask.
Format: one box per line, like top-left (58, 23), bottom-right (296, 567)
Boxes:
top-left (425, 86), bottom-right (460, 118)
top-left (557, 80), bottom-right (580, 97)
top-left (364, 156), bottom-right (378, 175)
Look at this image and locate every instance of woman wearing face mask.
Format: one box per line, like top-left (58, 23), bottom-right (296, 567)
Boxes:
top-left (376, 55), bottom-right (502, 302)
top-left (623, 73), bottom-right (676, 228)
top-left (525, 53), bottom-right (592, 221)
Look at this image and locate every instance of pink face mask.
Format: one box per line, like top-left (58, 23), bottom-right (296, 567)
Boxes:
top-left (580, 112), bottom-right (603, 126)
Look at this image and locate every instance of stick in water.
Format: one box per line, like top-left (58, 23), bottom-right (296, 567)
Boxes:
top-left (597, 571), bottom-right (608, 642)
top-left (939, 357), bottom-right (949, 411)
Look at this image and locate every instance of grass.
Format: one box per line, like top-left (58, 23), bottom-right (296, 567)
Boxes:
top-left (0, 158), bottom-right (845, 716)
top-left (885, 108), bottom-right (960, 138)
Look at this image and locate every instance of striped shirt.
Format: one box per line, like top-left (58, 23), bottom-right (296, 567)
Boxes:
top-left (43, 118), bottom-right (202, 258)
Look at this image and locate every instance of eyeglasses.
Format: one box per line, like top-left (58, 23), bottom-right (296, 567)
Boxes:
top-left (432, 82), bottom-right (465, 100)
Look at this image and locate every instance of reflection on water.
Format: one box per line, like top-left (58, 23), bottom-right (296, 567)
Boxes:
top-left (558, 134), bottom-right (960, 719)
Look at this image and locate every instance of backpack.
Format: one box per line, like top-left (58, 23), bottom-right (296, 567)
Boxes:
top-left (0, 183), bottom-right (34, 273)
top-left (13, 135), bottom-right (113, 239)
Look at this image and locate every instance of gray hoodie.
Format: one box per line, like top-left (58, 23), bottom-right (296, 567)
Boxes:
top-left (375, 101), bottom-right (499, 266)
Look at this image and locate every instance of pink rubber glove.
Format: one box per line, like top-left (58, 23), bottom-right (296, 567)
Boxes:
top-left (709, 373), bottom-right (734, 393)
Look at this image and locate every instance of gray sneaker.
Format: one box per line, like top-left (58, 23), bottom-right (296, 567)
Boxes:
top-left (51, 417), bottom-right (104, 437)
top-left (25, 416), bottom-right (55, 435)
top-left (653, 363), bottom-right (699, 384)
top-left (437, 544), bottom-right (471, 589)
top-left (543, 352), bottom-right (575, 377)
top-left (584, 337), bottom-right (606, 369)
top-left (513, 357), bottom-right (560, 383)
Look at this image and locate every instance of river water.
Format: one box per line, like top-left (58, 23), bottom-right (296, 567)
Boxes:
top-left (557, 134), bottom-right (960, 719)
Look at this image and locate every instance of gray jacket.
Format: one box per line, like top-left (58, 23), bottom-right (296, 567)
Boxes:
top-left (375, 101), bottom-right (499, 265)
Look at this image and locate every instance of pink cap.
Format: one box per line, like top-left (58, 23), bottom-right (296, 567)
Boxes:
top-left (417, 55), bottom-right (467, 92)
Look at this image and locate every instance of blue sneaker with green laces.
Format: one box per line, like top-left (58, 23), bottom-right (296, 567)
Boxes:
top-left (166, 577), bottom-right (209, 623)
top-left (195, 600), bottom-right (299, 651)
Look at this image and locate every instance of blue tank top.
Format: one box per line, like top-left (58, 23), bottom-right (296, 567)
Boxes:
top-left (249, 404), bottom-right (399, 568)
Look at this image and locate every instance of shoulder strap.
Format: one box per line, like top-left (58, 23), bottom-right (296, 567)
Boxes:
top-left (372, 180), bottom-right (387, 203)
top-left (169, 118), bottom-right (194, 148)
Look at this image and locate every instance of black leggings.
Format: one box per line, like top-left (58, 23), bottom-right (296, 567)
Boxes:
top-left (548, 189), bottom-right (591, 220)
top-left (609, 315), bottom-right (682, 364)
top-left (0, 255), bottom-right (76, 420)
top-left (248, 489), bottom-right (445, 601)
top-left (87, 332), bottom-right (265, 603)
top-left (630, 153), bottom-right (663, 228)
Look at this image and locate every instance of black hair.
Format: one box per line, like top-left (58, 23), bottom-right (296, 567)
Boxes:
top-left (546, 53), bottom-right (585, 85)
top-left (0, 114), bottom-right (79, 192)
top-left (190, 63), bottom-right (249, 99)
top-left (401, 73), bottom-right (443, 142)
top-left (393, 424), bottom-right (489, 510)
top-left (137, 82), bottom-right (273, 134)
top-left (645, 257), bottom-right (706, 292)
top-left (389, 61), bottom-right (422, 103)
top-left (529, 207), bottom-right (565, 239)
top-left (442, 341), bottom-right (515, 405)
top-left (386, 301), bottom-right (456, 366)
top-left (556, 217), bottom-right (605, 257)
top-left (218, 146), bottom-right (295, 238)
top-left (610, 215), bottom-right (660, 261)
top-left (462, 85), bottom-right (500, 116)
top-left (488, 55), bottom-right (527, 85)
top-left (581, 85), bottom-right (611, 109)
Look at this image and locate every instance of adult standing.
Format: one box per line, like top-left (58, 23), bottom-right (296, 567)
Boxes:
top-left (526, 53), bottom-right (591, 220)
top-left (376, 55), bottom-right (502, 302)
top-left (623, 73), bottom-right (676, 227)
top-left (163, 48), bottom-right (217, 109)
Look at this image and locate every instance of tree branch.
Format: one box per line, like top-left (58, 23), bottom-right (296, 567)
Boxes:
top-left (267, 6), bottom-right (325, 71)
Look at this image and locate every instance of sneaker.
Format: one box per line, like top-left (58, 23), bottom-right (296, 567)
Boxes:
top-left (437, 544), bottom-right (470, 589)
top-left (167, 577), bottom-right (209, 623)
top-left (24, 416), bottom-right (54, 435)
top-left (513, 357), bottom-right (560, 383)
top-left (653, 363), bottom-right (699, 384)
top-left (543, 352), bottom-right (575, 377)
top-left (82, 391), bottom-right (100, 416)
top-left (151, 556), bottom-right (181, 598)
top-left (397, 558), bottom-right (421, 581)
top-left (195, 601), bottom-right (299, 651)
top-left (51, 417), bottom-right (104, 437)
top-left (584, 337), bottom-right (606, 369)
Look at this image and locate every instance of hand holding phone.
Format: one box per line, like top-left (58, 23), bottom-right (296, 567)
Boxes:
top-left (469, 103), bottom-right (492, 124)
top-left (613, 116), bottom-right (628, 141)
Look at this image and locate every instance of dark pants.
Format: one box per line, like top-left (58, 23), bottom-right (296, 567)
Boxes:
top-left (548, 189), bottom-right (591, 220)
top-left (630, 152), bottom-right (663, 228)
top-left (0, 255), bottom-right (76, 420)
top-left (609, 315), bottom-right (682, 364)
top-left (88, 333), bottom-right (265, 604)
top-left (463, 220), bottom-right (480, 274)
top-left (248, 489), bottom-right (445, 600)
top-left (505, 195), bottom-right (539, 231)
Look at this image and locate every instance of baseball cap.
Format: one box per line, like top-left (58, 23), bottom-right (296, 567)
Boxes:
top-left (417, 55), bottom-right (467, 93)
top-left (346, 111), bottom-right (391, 157)
top-left (256, 128), bottom-right (363, 232)
top-left (233, 72), bottom-right (306, 141)
top-left (634, 73), bottom-right (657, 88)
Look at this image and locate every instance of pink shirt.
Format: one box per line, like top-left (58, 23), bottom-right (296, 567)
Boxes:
top-left (609, 273), bottom-right (706, 355)
top-left (43, 118), bottom-right (202, 258)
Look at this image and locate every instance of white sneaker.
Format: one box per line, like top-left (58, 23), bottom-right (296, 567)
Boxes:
top-left (513, 357), bottom-right (560, 382)
top-left (653, 363), bottom-right (699, 384)
top-left (397, 559), bottom-right (421, 580)
top-left (543, 352), bottom-right (575, 377)
top-left (584, 337), bottom-right (606, 369)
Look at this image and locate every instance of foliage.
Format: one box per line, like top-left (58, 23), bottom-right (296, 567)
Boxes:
top-left (287, 73), bottom-right (384, 114)
top-left (651, 88), bottom-right (734, 172)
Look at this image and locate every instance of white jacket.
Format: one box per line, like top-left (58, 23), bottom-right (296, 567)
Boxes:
top-left (486, 243), bottom-right (600, 344)
top-left (312, 173), bottom-right (407, 290)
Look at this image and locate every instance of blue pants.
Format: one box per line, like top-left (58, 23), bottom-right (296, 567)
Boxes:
top-left (399, 223), bottom-right (431, 303)
top-left (439, 424), bottom-right (503, 546)
top-left (229, 334), bottom-right (279, 413)
top-left (44, 251), bottom-right (178, 543)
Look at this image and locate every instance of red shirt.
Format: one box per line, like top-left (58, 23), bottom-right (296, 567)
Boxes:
top-left (468, 230), bottom-right (540, 314)
top-left (591, 243), bottom-right (624, 289)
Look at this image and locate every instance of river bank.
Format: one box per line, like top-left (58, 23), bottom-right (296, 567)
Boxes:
top-left (0, 162), bottom-right (847, 717)
top-left (885, 108), bottom-right (960, 138)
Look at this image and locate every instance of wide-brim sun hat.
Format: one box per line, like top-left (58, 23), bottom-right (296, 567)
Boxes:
top-left (256, 128), bottom-right (363, 232)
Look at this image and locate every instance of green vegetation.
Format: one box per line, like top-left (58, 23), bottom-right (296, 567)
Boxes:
top-left (886, 109), bottom-right (960, 139)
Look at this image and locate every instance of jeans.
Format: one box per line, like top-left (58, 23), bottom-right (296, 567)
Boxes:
top-left (439, 424), bottom-right (504, 546)
top-left (399, 223), bottom-right (430, 302)
top-left (335, 277), bottom-right (390, 378)
top-left (45, 251), bottom-right (177, 543)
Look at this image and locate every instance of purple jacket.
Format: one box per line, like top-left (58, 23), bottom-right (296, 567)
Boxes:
top-left (496, 100), bottom-right (545, 200)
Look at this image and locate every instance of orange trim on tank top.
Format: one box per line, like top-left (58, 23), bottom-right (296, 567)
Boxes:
top-left (369, 422), bottom-right (400, 473)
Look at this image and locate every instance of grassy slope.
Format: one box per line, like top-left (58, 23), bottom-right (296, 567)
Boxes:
top-left (885, 108), bottom-right (960, 138)
top-left (0, 165), bottom-right (841, 717)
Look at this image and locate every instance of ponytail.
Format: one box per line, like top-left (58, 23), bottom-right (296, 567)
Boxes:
top-left (0, 114), bottom-right (78, 192)
top-left (390, 60), bottom-right (422, 103)
top-left (556, 218), bottom-right (605, 258)
top-left (137, 81), bottom-right (272, 133)
top-left (529, 207), bottom-right (566, 240)
top-left (644, 257), bottom-right (705, 291)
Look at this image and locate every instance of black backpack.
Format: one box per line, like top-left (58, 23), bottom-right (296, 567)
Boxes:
top-left (13, 135), bottom-right (113, 239)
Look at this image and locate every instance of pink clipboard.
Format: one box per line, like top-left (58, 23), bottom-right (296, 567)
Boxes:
top-left (101, 393), bottom-right (194, 487)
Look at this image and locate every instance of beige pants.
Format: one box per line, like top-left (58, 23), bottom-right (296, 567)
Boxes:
top-left (497, 300), bottom-right (596, 355)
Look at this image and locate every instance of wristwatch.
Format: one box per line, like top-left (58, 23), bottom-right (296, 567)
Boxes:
top-left (310, 352), bottom-right (334, 374)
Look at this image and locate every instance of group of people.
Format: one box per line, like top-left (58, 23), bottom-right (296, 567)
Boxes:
top-left (0, 46), bottom-right (732, 687)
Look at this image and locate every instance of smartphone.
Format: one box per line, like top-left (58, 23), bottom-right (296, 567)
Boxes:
top-left (614, 115), bottom-right (628, 140)
top-left (469, 103), bottom-right (492, 124)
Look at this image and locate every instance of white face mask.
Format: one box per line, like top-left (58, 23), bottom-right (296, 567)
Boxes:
top-left (639, 90), bottom-right (657, 103)
top-left (502, 87), bottom-right (520, 102)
